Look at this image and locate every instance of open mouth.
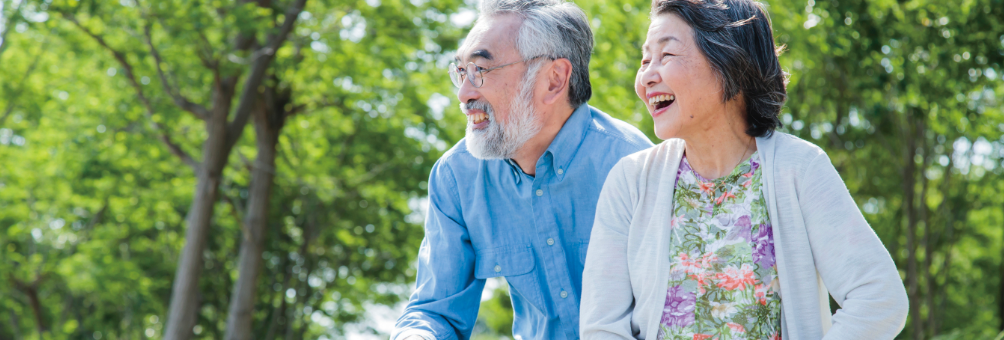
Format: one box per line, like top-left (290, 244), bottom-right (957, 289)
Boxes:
top-left (469, 112), bottom-right (489, 125)
top-left (648, 94), bottom-right (675, 112)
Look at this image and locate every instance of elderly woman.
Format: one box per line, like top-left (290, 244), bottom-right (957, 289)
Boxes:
top-left (580, 0), bottom-right (908, 339)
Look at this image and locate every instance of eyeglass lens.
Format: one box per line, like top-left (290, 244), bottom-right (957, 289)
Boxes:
top-left (449, 63), bottom-right (484, 88)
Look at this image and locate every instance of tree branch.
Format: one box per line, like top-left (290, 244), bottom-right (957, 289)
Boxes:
top-left (195, 30), bottom-right (219, 69)
top-left (347, 162), bottom-right (391, 187)
top-left (64, 14), bottom-right (201, 172)
top-left (0, 0), bottom-right (26, 59)
top-left (142, 22), bottom-right (210, 120)
top-left (0, 35), bottom-right (47, 128)
top-left (224, 0), bottom-right (308, 150)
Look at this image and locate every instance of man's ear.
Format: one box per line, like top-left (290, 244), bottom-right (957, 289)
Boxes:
top-left (542, 58), bottom-right (572, 105)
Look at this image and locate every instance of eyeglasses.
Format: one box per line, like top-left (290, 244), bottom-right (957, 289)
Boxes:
top-left (449, 55), bottom-right (550, 88)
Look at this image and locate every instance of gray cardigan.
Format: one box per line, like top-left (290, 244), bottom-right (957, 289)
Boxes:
top-left (580, 133), bottom-right (908, 339)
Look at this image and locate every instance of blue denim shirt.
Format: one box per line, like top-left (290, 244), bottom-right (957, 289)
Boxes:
top-left (393, 104), bottom-right (653, 340)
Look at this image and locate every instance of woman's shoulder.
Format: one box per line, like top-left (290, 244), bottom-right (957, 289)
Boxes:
top-left (761, 132), bottom-right (830, 174)
top-left (611, 138), bottom-right (686, 174)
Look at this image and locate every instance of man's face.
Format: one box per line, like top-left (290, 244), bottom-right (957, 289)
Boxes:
top-left (455, 14), bottom-right (541, 159)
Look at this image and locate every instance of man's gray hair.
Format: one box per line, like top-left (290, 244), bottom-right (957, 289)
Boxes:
top-left (479, 0), bottom-right (594, 108)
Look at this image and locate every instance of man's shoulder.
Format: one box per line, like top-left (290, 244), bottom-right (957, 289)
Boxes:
top-left (584, 106), bottom-right (654, 151)
top-left (433, 139), bottom-right (478, 174)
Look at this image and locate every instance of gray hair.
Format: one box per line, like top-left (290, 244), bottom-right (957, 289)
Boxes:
top-left (479, 0), bottom-right (594, 108)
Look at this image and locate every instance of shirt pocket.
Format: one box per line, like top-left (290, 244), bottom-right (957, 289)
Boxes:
top-left (474, 246), bottom-right (536, 279)
top-left (474, 246), bottom-right (546, 313)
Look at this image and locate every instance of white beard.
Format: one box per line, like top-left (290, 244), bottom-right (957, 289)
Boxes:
top-left (462, 72), bottom-right (542, 160)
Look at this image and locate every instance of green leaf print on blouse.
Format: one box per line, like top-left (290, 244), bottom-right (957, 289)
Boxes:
top-left (658, 152), bottom-right (782, 340)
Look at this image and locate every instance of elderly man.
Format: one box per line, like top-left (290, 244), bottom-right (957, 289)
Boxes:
top-left (393, 0), bottom-right (652, 339)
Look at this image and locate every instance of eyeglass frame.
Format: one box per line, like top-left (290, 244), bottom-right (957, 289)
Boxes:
top-left (449, 55), bottom-right (551, 88)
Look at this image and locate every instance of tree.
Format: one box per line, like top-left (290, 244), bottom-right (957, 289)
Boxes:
top-left (2, 0), bottom-right (466, 339)
top-left (52, 1), bottom-right (308, 338)
top-left (2, 0), bottom-right (1003, 339)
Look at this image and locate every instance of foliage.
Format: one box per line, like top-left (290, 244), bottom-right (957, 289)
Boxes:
top-left (0, 0), bottom-right (466, 338)
top-left (0, 0), bottom-right (1002, 339)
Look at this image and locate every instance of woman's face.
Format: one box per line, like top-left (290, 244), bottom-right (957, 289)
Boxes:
top-left (635, 13), bottom-right (727, 140)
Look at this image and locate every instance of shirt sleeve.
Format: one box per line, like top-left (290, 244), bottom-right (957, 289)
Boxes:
top-left (580, 161), bottom-right (639, 339)
top-left (392, 160), bottom-right (484, 340)
top-left (798, 153), bottom-right (909, 339)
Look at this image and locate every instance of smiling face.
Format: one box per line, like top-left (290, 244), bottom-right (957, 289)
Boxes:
top-left (455, 14), bottom-right (542, 159)
top-left (636, 13), bottom-right (732, 140)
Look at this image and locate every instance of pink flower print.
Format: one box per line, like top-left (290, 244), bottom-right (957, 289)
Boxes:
top-left (727, 322), bottom-right (746, 334)
top-left (699, 252), bottom-right (719, 269)
top-left (755, 283), bottom-right (769, 305)
top-left (714, 190), bottom-right (735, 205)
top-left (670, 214), bottom-right (685, 229)
top-left (678, 252), bottom-right (701, 273)
top-left (742, 172), bottom-right (753, 178)
top-left (692, 334), bottom-right (713, 340)
top-left (742, 179), bottom-right (752, 188)
top-left (689, 272), bottom-right (711, 294)
top-left (770, 332), bottom-right (781, 340)
top-left (699, 181), bottom-right (715, 194)
top-left (716, 264), bottom-right (756, 291)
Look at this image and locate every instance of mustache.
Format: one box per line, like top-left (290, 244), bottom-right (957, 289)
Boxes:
top-left (461, 100), bottom-right (494, 116)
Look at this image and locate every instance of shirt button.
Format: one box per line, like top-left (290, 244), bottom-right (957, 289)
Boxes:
top-left (494, 265), bottom-right (501, 273)
top-left (560, 291), bottom-right (568, 298)
top-left (547, 238), bottom-right (555, 246)
top-left (557, 168), bottom-right (564, 175)
top-left (536, 189), bottom-right (543, 196)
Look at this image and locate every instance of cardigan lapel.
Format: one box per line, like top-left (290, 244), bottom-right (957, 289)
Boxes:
top-left (756, 135), bottom-right (797, 340)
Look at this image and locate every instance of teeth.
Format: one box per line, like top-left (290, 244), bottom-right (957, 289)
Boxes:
top-left (648, 94), bottom-right (675, 106)
top-left (470, 113), bottom-right (489, 124)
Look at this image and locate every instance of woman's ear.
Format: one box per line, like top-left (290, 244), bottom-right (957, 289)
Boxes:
top-left (542, 58), bottom-right (572, 105)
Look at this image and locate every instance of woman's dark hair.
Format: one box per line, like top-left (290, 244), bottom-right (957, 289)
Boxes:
top-left (652, 0), bottom-right (787, 137)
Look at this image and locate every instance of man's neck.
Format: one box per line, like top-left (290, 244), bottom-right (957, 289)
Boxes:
top-left (510, 105), bottom-right (576, 176)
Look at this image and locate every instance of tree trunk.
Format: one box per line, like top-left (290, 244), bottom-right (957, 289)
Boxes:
top-left (999, 195), bottom-right (1004, 332)
top-left (928, 153), bottom-right (953, 336)
top-left (11, 276), bottom-right (45, 335)
top-left (903, 119), bottom-right (922, 340)
top-left (9, 308), bottom-right (22, 340)
top-left (25, 289), bottom-right (43, 335)
top-left (164, 111), bottom-right (232, 340)
top-left (224, 90), bottom-right (288, 340)
top-left (917, 131), bottom-right (934, 339)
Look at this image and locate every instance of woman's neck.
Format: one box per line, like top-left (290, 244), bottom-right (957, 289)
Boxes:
top-left (682, 108), bottom-right (757, 180)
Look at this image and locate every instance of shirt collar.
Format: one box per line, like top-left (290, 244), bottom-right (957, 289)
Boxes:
top-left (540, 103), bottom-right (592, 176)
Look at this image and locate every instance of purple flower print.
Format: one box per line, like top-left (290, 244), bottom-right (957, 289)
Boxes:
top-left (678, 156), bottom-right (693, 178)
top-left (750, 157), bottom-right (760, 171)
top-left (727, 215), bottom-right (753, 242)
top-left (660, 285), bottom-right (696, 329)
top-left (753, 223), bottom-right (776, 269)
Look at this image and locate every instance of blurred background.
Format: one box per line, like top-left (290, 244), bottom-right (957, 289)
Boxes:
top-left (0, 0), bottom-right (1001, 339)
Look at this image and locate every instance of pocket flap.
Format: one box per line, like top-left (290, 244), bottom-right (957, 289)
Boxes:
top-left (474, 246), bottom-right (535, 279)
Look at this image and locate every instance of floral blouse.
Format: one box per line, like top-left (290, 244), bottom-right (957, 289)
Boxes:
top-left (656, 152), bottom-right (782, 340)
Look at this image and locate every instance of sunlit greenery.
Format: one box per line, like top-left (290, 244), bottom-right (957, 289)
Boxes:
top-left (0, 0), bottom-right (1001, 339)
